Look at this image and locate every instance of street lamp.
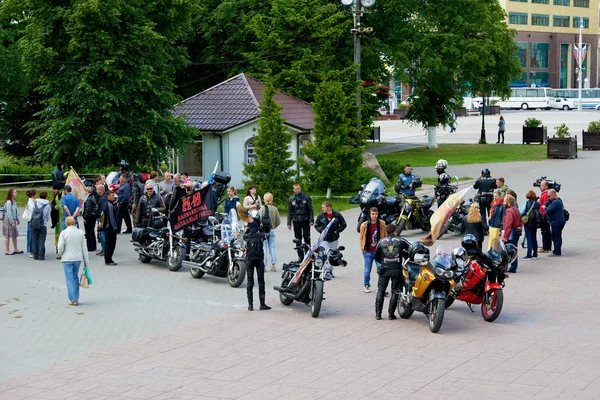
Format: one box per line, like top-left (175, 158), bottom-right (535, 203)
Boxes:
top-left (342, 0), bottom-right (375, 126)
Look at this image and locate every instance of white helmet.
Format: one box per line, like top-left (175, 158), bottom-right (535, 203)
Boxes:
top-left (435, 159), bottom-right (448, 170)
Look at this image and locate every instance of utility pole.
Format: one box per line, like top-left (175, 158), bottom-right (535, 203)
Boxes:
top-left (577, 16), bottom-right (584, 112)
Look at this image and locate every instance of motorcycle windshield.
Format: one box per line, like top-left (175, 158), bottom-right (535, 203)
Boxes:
top-left (433, 244), bottom-right (456, 270)
top-left (360, 178), bottom-right (386, 204)
top-left (487, 238), bottom-right (509, 268)
top-left (221, 210), bottom-right (236, 242)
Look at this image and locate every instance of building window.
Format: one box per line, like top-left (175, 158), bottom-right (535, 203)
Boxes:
top-left (510, 0), bottom-right (528, 2)
top-left (573, 17), bottom-right (589, 28)
top-left (532, 0), bottom-right (549, 3)
top-left (560, 43), bottom-right (569, 88)
top-left (553, 0), bottom-right (570, 5)
top-left (245, 138), bottom-right (257, 165)
top-left (516, 42), bottom-right (528, 67)
top-left (532, 14), bottom-right (550, 26)
top-left (530, 72), bottom-right (550, 87)
top-left (530, 43), bottom-right (549, 68)
top-left (509, 12), bottom-right (528, 25)
top-left (510, 72), bottom-right (528, 87)
top-left (574, 0), bottom-right (589, 7)
top-left (553, 16), bottom-right (570, 27)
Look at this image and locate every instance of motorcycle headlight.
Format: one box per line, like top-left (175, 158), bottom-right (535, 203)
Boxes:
top-left (232, 239), bottom-right (242, 249)
top-left (314, 258), bottom-right (324, 268)
top-left (404, 203), bottom-right (413, 213)
top-left (435, 267), bottom-right (445, 276)
top-left (444, 270), bottom-right (454, 278)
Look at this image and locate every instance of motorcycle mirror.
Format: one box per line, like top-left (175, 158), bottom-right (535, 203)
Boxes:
top-left (337, 246), bottom-right (345, 251)
top-left (454, 175), bottom-right (459, 183)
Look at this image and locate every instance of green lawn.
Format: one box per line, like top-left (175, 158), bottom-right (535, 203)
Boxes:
top-left (0, 188), bottom-right (46, 208)
top-left (377, 144), bottom-right (547, 167)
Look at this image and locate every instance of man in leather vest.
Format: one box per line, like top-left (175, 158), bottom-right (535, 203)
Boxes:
top-left (135, 183), bottom-right (166, 228)
top-left (374, 224), bottom-right (411, 320)
top-left (473, 168), bottom-right (497, 233)
top-left (287, 183), bottom-right (314, 261)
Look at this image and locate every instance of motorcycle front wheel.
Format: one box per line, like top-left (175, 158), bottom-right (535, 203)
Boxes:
top-left (429, 298), bottom-right (446, 333)
top-left (421, 210), bottom-right (434, 232)
top-left (227, 261), bottom-right (246, 287)
top-left (311, 280), bottom-right (324, 318)
top-left (395, 219), bottom-right (407, 236)
top-left (139, 253), bottom-right (152, 264)
top-left (397, 301), bottom-right (414, 319)
top-left (356, 215), bottom-right (367, 233)
top-left (167, 246), bottom-right (183, 272)
top-left (481, 289), bottom-right (503, 322)
top-left (190, 266), bottom-right (205, 279)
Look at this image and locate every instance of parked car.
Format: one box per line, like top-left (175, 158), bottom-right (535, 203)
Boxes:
top-left (551, 98), bottom-right (578, 110)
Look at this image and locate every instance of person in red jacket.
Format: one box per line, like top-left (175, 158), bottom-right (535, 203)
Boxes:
top-left (502, 194), bottom-right (523, 273)
top-left (537, 180), bottom-right (551, 253)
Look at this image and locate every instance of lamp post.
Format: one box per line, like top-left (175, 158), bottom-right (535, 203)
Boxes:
top-left (480, 95), bottom-right (486, 144)
top-left (341, 0), bottom-right (375, 126)
top-left (576, 15), bottom-right (584, 112)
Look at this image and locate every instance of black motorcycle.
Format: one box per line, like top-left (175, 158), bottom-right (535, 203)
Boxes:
top-left (355, 178), bottom-right (404, 232)
top-left (181, 210), bottom-right (247, 287)
top-left (437, 198), bottom-right (472, 239)
top-left (132, 210), bottom-right (183, 272)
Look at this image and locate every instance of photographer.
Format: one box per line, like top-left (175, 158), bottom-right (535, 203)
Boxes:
top-left (473, 168), bottom-right (496, 233)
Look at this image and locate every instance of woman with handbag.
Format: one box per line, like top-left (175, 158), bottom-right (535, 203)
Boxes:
top-left (3, 189), bottom-right (22, 255)
top-left (243, 184), bottom-right (262, 212)
top-left (57, 216), bottom-right (90, 306)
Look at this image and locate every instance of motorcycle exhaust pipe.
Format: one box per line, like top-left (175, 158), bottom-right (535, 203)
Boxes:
top-left (181, 257), bottom-right (211, 271)
top-left (279, 279), bottom-right (310, 300)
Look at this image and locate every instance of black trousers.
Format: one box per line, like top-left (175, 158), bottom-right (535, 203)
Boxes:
top-left (293, 220), bottom-right (311, 258)
top-left (84, 216), bottom-right (97, 251)
top-left (479, 200), bottom-right (491, 231)
top-left (246, 258), bottom-right (266, 306)
top-left (104, 227), bottom-right (118, 264)
top-left (540, 218), bottom-right (552, 251)
top-left (376, 268), bottom-right (402, 317)
top-left (497, 130), bottom-right (505, 143)
top-left (116, 202), bottom-right (132, 233)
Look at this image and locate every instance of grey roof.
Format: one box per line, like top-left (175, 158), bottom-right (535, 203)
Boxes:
top-left (173, 73), bottom-right (315, 132)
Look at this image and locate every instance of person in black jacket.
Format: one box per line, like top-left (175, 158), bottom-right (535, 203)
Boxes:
top-left (464, 203), bottom-right (484, 253)
top-left (473, 168), bottom-right (496, 233)
top-left (135, 184), bottom-right (166, 228)
top-left (130, 173), bottom-right (145, 215)
top-left (82, 186), bottom-right (98, 252)
top-left (95, 185), bottom-right (107, 256)
top-left (101, 190), bottom-right (119, 266)
top-left (244, 218), bottom-right (271, 311)
top-left (374, 225), bottom-right (411, 320)
top-left (314, 201), bottom-right (347, 279)
top-left (287, 183), bottom-right (314, 261)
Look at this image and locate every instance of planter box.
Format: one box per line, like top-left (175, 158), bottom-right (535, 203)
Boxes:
top-left (522, 126), bottom-right (547, 144)
top-left (582, 130), bottom-right (600, 150)
top-left (478, 105), bottom-right (500, 115)
top-left (393, 109), bottom-right (409, 119)
top-left (547, 136), bottom-right (577, 159)
top-left (369, 126), bottom-right (381, 142)
top-left (455, 108), bottom-right (467, 117)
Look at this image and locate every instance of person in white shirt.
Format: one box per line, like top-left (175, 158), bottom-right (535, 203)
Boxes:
top-left (31, 191), bottom-right (51, 260)
top-left (58, 217), bottom-right (90, 306)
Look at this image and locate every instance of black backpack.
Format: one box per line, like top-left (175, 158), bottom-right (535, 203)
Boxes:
top-left (261, 205), bottom-right (272, 233)
top-left (246, 232), bottom-right (264, 260)
top-left (30, 202), bottom-right (47, 230)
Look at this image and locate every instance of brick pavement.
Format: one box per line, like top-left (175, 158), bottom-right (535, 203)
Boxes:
top-left (1, 152), bottom-right (600, 399)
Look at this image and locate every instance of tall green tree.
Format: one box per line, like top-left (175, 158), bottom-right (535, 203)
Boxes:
top-left (7, 0), bottom-right (198, 168)
top-left (242, 81), bottom-right (294, 204)
top-left (301, 81), bottom-right (363, 195)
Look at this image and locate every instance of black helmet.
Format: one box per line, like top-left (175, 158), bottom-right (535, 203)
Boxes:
top-left (408, 241), bottom-right (429, 261)
top-left (438, 173), bottom-right (450, 186)
top-left (412, 178), bottom-right (423, 189)
top-left (461, 234), bottom-right (479, 257)
top-left (481, 168), bottom-right (491, 177)
top-left (152, 218), bottom-right (164, 230)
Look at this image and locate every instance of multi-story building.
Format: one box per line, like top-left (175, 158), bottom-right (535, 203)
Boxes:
top-left (500, 0), bottom-right (599, 88)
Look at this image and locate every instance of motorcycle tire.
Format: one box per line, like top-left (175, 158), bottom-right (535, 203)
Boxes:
top-left (429, 298), bottom-right (446, 333)
top-left (421, 210), bottom-right (434, 232)
top-left (356, 216), bottom-right (367, 233)
top-left (445, 296), bottom-right (455, 309)
top-left (189, 266), bottom-right (205, 279)
top-left (395, 219), bottom-right (407, 236)
top-left (167, 246), bottom-right (183, 272)
top-left (397, 301), bottom-right (414, 319)
top-left (311, 280), bottom-right (324, 318)
top-left (139, 254), bottom-right (152, 264)
top-left (481, 289), bottom-right (503, 322)
top-left (280, 292), bottom-right (294, 306)
top-left (227, 261), bottom-right (247, 288)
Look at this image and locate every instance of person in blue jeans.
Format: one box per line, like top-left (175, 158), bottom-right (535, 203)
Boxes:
top-left (57, 217), bottom-right (90, 306)
top-left (543, 189), bottom-right (566, 257)
top-left (359, 207), bottom-right (387, 293)
top-left (520, 190), bottom-right (540, 260)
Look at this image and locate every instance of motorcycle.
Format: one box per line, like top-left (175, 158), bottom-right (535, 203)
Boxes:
top-left (355, 178), bottom-right (404, 232)
top-left (437, 198), bottom-right (472, 239)
top-left (181, 209), bottom-right (247, 287)
top-left (447, 238), bottom-right (515, 322)
top-left (435, 176), bottom-right (460, 206)
top-left (398, 244), bottom-right (458, 333)
top-left (131, 209), bottom-right (183, 272)
top-left (275, 219), bottom-right (345, 318)
top-left (394, 194), bottom-right (434, 236)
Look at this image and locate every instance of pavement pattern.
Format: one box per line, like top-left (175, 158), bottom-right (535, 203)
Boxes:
top-left (1, 152), bottom-right (600, 399)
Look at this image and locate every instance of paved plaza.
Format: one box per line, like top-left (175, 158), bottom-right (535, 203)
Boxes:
top-left (1, 151), bottom-right (600, 399)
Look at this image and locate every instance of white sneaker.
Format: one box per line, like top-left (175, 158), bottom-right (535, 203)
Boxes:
top-left (364, 284), bottom-right (371, 293)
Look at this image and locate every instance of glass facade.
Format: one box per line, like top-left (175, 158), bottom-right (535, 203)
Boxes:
top-left (530, 72), bottom-right (550, 86)
top-left (530, 43), bottom-right (549, 68)
top-left (573, 0), bottom-right (589, 7)
top-left (517, 42), bottom-right (528, 67)
top-left (560, 44), bottom-right (569, 88)
top-left (532, 0), bottom-right (549, 3)
top-left (553, 0), bottom-right (570, 5)
top-left (573, 17), bottom-right (590, 28)
top-left (509, 12), bottom-right (528, 25)
top-left (553, 16), bottom-right (570, 27)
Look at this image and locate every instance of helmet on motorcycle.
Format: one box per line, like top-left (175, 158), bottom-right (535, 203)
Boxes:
top-left (153, 218), bottom-right (165, 230)
top-left (461, 234), bottom-right (479, 257)
top-left (248, 209), bottom-right (260, 221)
top-left (408, 241), bottom-right (430, 262)
top-left (481, 168), bottom-right (491, 177)
top-left (453, 247), bottom-right (468, 269)
top-left (505, 243), bottom-right (518, 264)
top-left (435, 159), bottom-right (448, 170)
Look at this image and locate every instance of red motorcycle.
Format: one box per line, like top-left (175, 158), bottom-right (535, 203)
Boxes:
top-left (447, 238), bottom-right (517, 322)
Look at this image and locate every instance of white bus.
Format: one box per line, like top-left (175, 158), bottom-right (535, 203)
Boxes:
top-left (552, 88), bottom-right (600, 109)
top-left (473, 87), bottom-right (554, 110)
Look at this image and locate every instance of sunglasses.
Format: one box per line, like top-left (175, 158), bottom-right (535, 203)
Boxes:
top-left (146, 188), bottom-right (154, 191)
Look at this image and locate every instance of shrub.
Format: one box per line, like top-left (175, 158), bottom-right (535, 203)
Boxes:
top-left (396, 103), bottom-right (410, 110)
top-left (378, 159), bottom-right (403, 181)
top-left (524, 118), bottom-right (542, 128)
top-left (554, 123), bottom-right (570, 139)
top-left (587, 120), bottom-right (600, 132)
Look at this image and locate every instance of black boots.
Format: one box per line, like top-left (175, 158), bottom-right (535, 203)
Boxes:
top-left (247, 292), bottom-right (253, 311)
top-left (259, 294), bottom-right (271, 310)
top-left (375, 298), bottom-right (383, 320)
top-left (388, 292), bottom-right (399, 320)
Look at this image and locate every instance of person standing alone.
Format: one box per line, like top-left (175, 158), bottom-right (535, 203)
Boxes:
top-left (244, 217), bottom-right (271, 311)
top-left (360, 207), bottom-right (387, 293)
top-left (497, 116), bottom-right (505, 144)
top-left (287, 183), bottom-right (314, 262)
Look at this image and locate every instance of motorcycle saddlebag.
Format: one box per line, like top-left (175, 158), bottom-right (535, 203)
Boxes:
top-left (213, 171), bottom-right (231, 185)
top-left (132, 227), bottom-right (151, 243)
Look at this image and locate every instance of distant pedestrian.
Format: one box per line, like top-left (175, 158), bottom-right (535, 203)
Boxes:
top-left (287, 183), bottom-right (314, 261)
top-left (101, 190), bottom-right (119, 266)
top-left (474, 168), bottom-right (496, 233)
top-left (51, 161), bottom-right (66, 191)
top-left (538, 180), bottom-right (552, 253)
top-left (464, 203), bottom-right (484, 253)
top-left (521, 190), bottom-right (541, 260)
top-left (542, 189), bottom-right (565, 257)
top-left (496, 177), bottom-right (509, 197)
top-left (82, 186), bottom-right (98, 252)
top-left (224, 187), bottom-right (240, 215)
top-left (497, 116), bottom-right (505, 144)
top-left (31, 191), bottom-right (51, 260)
top-left (61, 185), bottom-right (80, 230)
top-left (23, 189), bottom-right (37, 258)
top-left (243, 184), bottom-right (262, 212)
top-left (449, 111), bottom-right (457, 133)
top-left (360, 207), bottom-right (387, 293)
top-left (259, 193), bottom-right (281, 272)
top-left (502, 194), bottom-right (522, 273)
top-left (130, 173), bottom-right (145, 215)
top-left (51, 188), bottom-right (63, 258)
top-left (58, 216), bottom-right (90, 306)
top-left (487, 190), bottom-right (504, 251)
top-left (116, 174), bottom-right (132, 234)
top-left (3, 189), bottom-right (22, 255)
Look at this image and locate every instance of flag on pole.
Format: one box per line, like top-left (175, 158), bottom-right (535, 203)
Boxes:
top-left (65, 168), bottom-right (87, 207)
top-left (574, 45), bottom-right (588, 64)
top-left (420, 186), bottom-right (472, 247)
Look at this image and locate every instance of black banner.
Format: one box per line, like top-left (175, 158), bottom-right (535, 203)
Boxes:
top-left (169, 184), bottom-right (213, 232)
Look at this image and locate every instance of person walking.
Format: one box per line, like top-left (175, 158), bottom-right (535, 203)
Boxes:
top-left (243, 184), bottom-right (262, 212)
top-left (287, 183), bottom-right (314, 261)
top-left (521, 190), bottom-right (541, 260)
top-left (3, 189), bottom-right (22, 255)
top-left (224, 187), bottom-right (240, 215)
top-left (101, 190), bottom-right (119, 266)
top-left (497, 116), bottom-right (505, 144)
top-left (82, 186), bottom-right (98, 252)
top-left (31, 191), bottom-right (51, 260)
top-left (487, 190), bottom-right (504, 251)
top-left (464, 203), bottom-right (484, 253)
top-left (538, 180), bottom-right (552, 254)
top-left (314, 201), bottom-right (347, 279)
top-left (259, 193), bottom-right (281, 272)
top-left (51, 188), bottom-right (63, 259)
top-left (542, 189), bottom-right (565, 257)
top-left (23, 189), bottom-right (37, 258)
top-left (473, 168), bottom-right (496, 233)
top-left (116, 174), bottom-right (132, 234)
top-left (95, 185), bottom-right (107, 256)
top-left (360, 207), bottom-right (387, 293)
top-left (449, 111), bottom-right (457, 133)
top-left (57, 216), bottom-right (90, 306)
top-left (61, 185), bottom-right (80, 230)
top-left (244, 218), bottom-right (271, 311)
top-left (502, 194), bottom-right (522, 273)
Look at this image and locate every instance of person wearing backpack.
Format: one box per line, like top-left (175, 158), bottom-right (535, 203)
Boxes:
top-left (243, 214), bottom-right (271, 311)
top-left (259, 193), bottom-right (280, 272)
top-left (520, 190), bottom-right (541, 261)
top-left (82, 186), bottom-right (98, 252)
top-left (31, 192), bottom-right (51, 260)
